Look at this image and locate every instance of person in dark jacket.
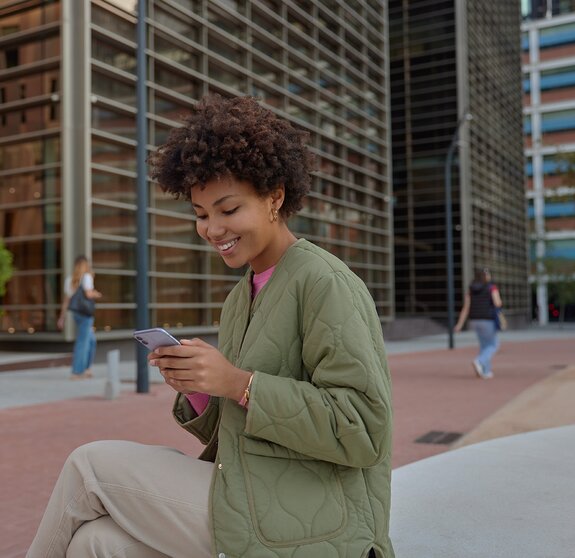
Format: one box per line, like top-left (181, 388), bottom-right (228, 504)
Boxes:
top-left (454, 268), bottom-right (503, 378)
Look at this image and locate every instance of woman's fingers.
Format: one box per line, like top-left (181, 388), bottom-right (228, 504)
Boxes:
top-left (161, 374), bottom-right (196, 394)
top-left (151, 338), bottom-right (236, 397)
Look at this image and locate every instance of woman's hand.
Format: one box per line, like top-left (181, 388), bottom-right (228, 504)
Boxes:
top-left (149, 338), bottom-right (251, 401)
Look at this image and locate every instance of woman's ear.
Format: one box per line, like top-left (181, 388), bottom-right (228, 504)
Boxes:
top-left (270, 186), bottom-right (285, 209)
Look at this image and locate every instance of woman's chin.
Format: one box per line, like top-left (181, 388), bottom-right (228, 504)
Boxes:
top-left (219, 254), bottom-right (246, 269)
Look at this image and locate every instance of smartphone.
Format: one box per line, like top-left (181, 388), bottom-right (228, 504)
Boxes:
top-left (133, 328), bottom-right (181, 351)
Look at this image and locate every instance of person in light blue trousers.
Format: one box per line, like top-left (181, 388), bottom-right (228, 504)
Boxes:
top-left (70, 311), bottom-right (96, 375)
top-left (57, 255), bottom-right (102, 379)
top-left (455, 268), bottom-right (503, 379)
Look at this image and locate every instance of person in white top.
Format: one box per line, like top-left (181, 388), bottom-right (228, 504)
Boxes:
top-left (57, 255), bottom-right (102, 379)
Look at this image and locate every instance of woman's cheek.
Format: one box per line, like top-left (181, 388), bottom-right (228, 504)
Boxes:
top-left (196, 221), bottom-right (208, 240)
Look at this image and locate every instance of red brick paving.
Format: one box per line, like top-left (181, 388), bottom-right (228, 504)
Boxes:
top-left (391, 338), bottom-right (574, 465)
top-left (1, 337), bottom-right (573, 558)
top-left (0, 387), bottom-right (203, 558)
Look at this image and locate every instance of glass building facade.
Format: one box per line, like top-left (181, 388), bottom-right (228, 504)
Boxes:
top-left (0, 0), bottom-right (393, 342)
top-left (389, 0), bottom-right (530, 324)
top-left (522, 8), bottom-right (575, 322)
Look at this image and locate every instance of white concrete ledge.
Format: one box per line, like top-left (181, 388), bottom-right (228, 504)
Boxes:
top-left (390, 425), bottom-right (575, 558)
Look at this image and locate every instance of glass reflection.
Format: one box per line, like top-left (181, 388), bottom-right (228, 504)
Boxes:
top-left (92, 171), bottom-right (137, 204)
top-left (0, 204), bottom-right (61, 240)
top-left (155, 7), bottom-right (196, 34)
top-left (155, 34), bottom-right (199, 68)
top-left (152, 92), bottom-right (193, 122)
top-left (92, 138), bottom-right (136, 171)
top-left (153, 245), bottom-right (207, 274)
top-left (92, 239), bottom-right (136, 271)
top-left (92, 204), bottom-right (137, 237)
top-left (154, 66), bottom-right (200, 99)
top-left (153, 188), bottom-right (194, 214)
top-left (152, 214), bottom-right (202, 244)
top-left (95, 307), bottom-right (136, 330)
top-left (92, 71), bottom-right (136, 106)
top-left (208, 277), bottom-right (238, 303)
top-left (0, 3), bottom-right (61, 37)
top-left (0, 137), bottom-right (60, 171)
top-left (0, 245), bottom-right (60, 332)
top-left (0, 168), bottom-right (60, 204)
top-left (155, 307), bottom-right (208, 328)
top-left (90, 273), bottom-right (136, 304)
top-left (92, 106), bottom-right (137, 140)
top-left (0, 36), bottom-right (59, 70)
top-left (92, 4), bottom-right (135, 40)
top-left (92, 38), bottom-right (136, 74)
top-left (154, 277), bottom-right (205, 303)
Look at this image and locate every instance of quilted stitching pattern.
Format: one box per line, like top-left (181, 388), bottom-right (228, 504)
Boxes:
top-left (174, 240), bottom-right (394, 558)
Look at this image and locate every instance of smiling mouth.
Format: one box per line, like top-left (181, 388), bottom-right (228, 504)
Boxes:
top-left (216, 238), bottom-right (239, 253)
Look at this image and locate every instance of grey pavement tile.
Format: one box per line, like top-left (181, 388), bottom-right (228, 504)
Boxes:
top-left (0, 362), bottom-right (164, 410)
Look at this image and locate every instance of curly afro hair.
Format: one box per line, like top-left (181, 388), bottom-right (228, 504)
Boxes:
top-left (148, 95), bottom-right (315, 218)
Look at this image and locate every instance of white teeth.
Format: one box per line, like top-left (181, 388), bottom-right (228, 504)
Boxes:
top-left (218, 239), bottom-right (238, 251)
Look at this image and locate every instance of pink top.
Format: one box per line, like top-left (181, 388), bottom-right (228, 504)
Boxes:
top-left (185, 392), bottom-right (210, 414)
top-left (252, 265), bottom-right (276, 298)
top-left (185, 265), bottom-right (276, 415)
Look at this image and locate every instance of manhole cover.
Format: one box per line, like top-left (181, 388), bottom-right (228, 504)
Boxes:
top-left (415, 431), bottom-right (463, 445)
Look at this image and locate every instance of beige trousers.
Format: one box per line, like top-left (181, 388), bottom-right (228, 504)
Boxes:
top-left (26, 440), bottom-right (214, 558)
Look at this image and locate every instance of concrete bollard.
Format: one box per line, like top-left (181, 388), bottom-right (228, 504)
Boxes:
top-left (104, 349), bottom-right (121, 400)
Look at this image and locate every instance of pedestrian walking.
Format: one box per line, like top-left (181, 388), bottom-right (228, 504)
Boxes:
top-left (454, 267), bottom-right (503, 379)
top-left (57, 255), bottom-right (102, 379)
top-left (27, 95), bottom-right (393, 558)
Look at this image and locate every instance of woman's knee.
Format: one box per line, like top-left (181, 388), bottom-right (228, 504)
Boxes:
top-left (65, 440), bottom-right (133, 475)
top-left (67, 440), bottom-right (113, 460)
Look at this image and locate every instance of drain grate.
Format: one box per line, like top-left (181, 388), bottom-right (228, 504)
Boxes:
top-left (415, 431), bottom-right (463, 445)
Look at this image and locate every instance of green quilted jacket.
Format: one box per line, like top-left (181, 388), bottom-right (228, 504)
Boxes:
top-left (173, 239), bottom-right (394, 558)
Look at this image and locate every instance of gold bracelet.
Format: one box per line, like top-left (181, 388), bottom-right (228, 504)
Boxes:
top-left (238, 373), bottom-right (254, 407)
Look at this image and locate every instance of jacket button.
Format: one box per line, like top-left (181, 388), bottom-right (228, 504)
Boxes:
top-left (217, 463), bottom-right (223, 470)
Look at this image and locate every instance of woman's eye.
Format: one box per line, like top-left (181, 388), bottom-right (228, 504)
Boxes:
top-left (195, 214), bottom-right (207, 220)
top-left (223, 207), bottom-right (239, 216)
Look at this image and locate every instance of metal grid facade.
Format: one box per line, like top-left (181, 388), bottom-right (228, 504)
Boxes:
top-left (467, 0), bottom-right (530, 319)
top-left (389, 0), bottom-right (529, 323)
top-left (0, 0), bottom-right (393, 341)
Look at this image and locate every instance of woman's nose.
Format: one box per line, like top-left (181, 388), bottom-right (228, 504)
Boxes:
top-left (206, 218), bottom-right (226, 240)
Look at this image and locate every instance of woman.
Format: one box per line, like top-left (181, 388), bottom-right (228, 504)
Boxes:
top-left (57, 255), bottom-right (102, 379)
top-left (454, 267), bottom-right (503, 379)
top-left (28, 96), bottom-right (394, 558)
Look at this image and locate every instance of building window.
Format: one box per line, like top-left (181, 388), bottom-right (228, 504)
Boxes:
top-left (541, 108), bottom-right (575, 132)
top-left (539, 66), bottom-right (575, 90)
top-left (540, 22), bottom-right (575, 49)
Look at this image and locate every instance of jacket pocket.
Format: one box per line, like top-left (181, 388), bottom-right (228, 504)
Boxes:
top-left (239, 436), bottom-right (347, 547)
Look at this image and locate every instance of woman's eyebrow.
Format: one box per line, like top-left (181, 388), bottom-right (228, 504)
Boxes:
top-left (192, 195), bottom-right (238, 209)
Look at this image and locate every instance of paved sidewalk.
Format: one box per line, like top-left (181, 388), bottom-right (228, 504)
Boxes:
top-left (0, 325), bottom-right (574, 557)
